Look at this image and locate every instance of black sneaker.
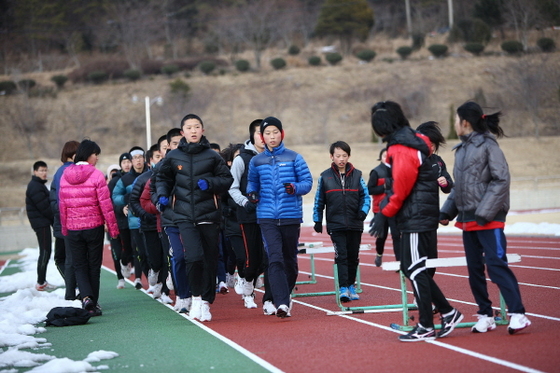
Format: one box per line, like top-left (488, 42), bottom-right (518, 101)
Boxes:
top-left (437, 309), bottom-right (464, 338)
top-left (398, 325), bottom-right (436, 342)
top-left (82, 296), bottom-right (95, 312)
top-left (375, 255), bottom-right (383, 267)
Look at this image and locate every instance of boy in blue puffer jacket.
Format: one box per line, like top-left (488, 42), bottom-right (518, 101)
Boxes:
top-left (246, 117), bottom-right (313, 318)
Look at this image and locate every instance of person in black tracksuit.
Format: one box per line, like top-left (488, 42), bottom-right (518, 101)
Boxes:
top-left (26, 160), bottom-right (55, 291)
top-left (417, 121), bottom-right (453, 279)
top-left (107, 153), bottom-right (133, 288)
top-left (313, 141), bottom-right (370, 303)
top-left (369, 101), bottom-right (462, 342)
top-left (367, 148), bottom-right (401, 264)
top-left (155, 114), bottom-right (233, 322)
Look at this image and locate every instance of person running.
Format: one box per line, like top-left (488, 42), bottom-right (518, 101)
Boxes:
top-left (247, 116), bottom-right (313, 318)
top-left (107, 152), bottom-right (133, 289)
top-left (156, 114), bottom-right (233, 322)
top-left (369, 101), bottom-right (462, 342)
top-left (112, 146), bottom-right (149, 290)
top-left (440, 101), bottom-right (531, 335)
top-left (313, 141), bottom-right (370, 303)
top-left (26, 160), bottom-right (55, 291)
top-left (49, 140), bottom-right (80, 298)
top-left (367, 148), bottom-right (401, 266)
top-left (229, 119), bottom-right (275, 314)
top-left (59, 139), bottom-right (119, 316)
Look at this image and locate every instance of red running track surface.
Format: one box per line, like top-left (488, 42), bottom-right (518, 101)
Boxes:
top-left (102, 228), bottom-right (560, 373)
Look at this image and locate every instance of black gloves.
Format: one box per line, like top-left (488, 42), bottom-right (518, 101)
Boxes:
top-left (358, 211), bottom-right (367, 221)
top-left (313, 222), bottom-right (323, 234)
top-left (475, 215), bottom-right (489, 226)
top-left (284, 183), bottom-right (295, 195)
top-left (247, 192), bottom-right (259, 204)
top-left (244, 201), bottom-right (257, 213)
top-left (369, 212), bottom-right (387, 238)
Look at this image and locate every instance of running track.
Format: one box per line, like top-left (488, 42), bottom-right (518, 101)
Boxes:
top-left (111, 228), bottom-right (560, 373)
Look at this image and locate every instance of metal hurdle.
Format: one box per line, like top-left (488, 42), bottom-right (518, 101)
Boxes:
top-left (382, 253), bottom-right (522, 331)
top-left (293, 243), bottom-right (371, 299)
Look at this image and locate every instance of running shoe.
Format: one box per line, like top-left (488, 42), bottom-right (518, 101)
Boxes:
top-left (200, 301), bottom-right (212, 322)
top-left (134, 278), bottom-right (143, 290)
top-left (508, 313), bottom-right (531, 335)
top-left (472, 314), bottom-right (496, 333)
top-left (121, 263), bottom-right (133, 279)
top-left (437, 309), bottom-right (464, 338)
top-left (116, 279), bottom-right (125, 289)
top-left (148, 269), bottom-right (159, 287)
top-left (35, 282), bottom-right (57, 291)
top-left (399, 324), bottom-right (436, 342)
top-left (263, 300), bottom-right (277, 316)
top-left (276, 304), bottom-right (290, 318)
top-left (243, 294), bottom-right (257, 309)
top-left (348, 285), bottom-right (360, 300)
top-left (375, 254), bottom-right (383, 267)
top-left (339, 287), bottom-right (350, 303)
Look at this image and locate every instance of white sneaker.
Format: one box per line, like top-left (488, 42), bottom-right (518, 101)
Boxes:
top-left (472, 314), bottom-right (497, 333)
top-left (190, 296), bottom-right (202, 320)
top-left (160, 293), bottom-right (173, 304)
top-left (166, 274), bottom-right (174, 291)
top-left (243, 294), bottom-right (258, 309)
top-left (152, 283), bottom-right (163, 299)
top-left (121, 263), bottom-right (133, 279)
top-left (243, 279), bottom-right (254, 296)
top-left (148, 269), bottom-right (159, 287)
top-left (226, 273), bottom-right (236, 288)
top-left (200, 301), bottom-right (212, 322)
top-left (508, 313), bottom-right (531, 335)
top-left (35, 282), bottom-right (57, 291)
top-left (218, 281), bottom-right (229, 294)
top-left (116, 279), bottom-right (125, 289)
top-left (263, 300), bottom-right (276, 315)
top-left (276, 304), bottom-right (290, 318)
top-left (234, 277), bottom-right (246, 295)
top-left (255, 275), bottom-right (264, 289)
top-left (174, 298), bottom-right (184, 312)
top-left (183, 297), bottom-right (192, 313)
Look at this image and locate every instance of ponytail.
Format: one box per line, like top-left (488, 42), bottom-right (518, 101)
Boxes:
top-left (457, 101), bottom-right (505, 138)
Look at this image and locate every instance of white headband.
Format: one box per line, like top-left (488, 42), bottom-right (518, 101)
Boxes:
top-left (130, 150), bottom-right (144, 157)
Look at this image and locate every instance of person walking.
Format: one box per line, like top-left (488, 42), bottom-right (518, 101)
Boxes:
top-left (313, 141), bottom-right (370, 303)
top-left (369, 101), bottom-right (462, 341)
top-left (440, 101), bottom-right (530, 335)
top-left (246, 116), bottom-right (313, 318)
top-left (156, 114), bottom-right (233, 322)
top-left (59, 139), bottom-right (119, 316)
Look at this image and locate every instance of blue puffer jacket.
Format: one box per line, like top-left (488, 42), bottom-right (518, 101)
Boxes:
top-left (247, 142), bottom-right (313, 222)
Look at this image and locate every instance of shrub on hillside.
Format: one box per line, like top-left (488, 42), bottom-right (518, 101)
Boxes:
top-left (169, 79), bottom-right (190, 97)
top-left (0, 80), bottom-right (17, 95)
top-left (88, 70), bottom-right (108, 84)
top-left (68, 60), bottom-right (128, 83)
top-left (537, 37), bottom-right (555, 52)
top-left (235, 59), bottom-right (250, 72)
top-left (448, 18), bottom-right (491, 44)
top-left (325, 53), bottom-right (342, 65)
top-left (412, 32), bottom-right (425, 51)
top-left (308, 56), bottom-right (321, 66)
top-left (51, 75), bottom-right (68, 89)
top-left (501, 40), bottom-right (524, 54)
top-left (161, 64), bottom-right (180, 76)
top-left (356, 49), bottom-right (376, 62)
top-left (199, 61), bottom-right (216, 75)
top-left (18, 79), bottom-right (36, 91)
top-left (428, 44), bottom-right (448, 58)
top-left (140, 60), bottom-right (164, 75)
top-left (271, 58), bottom-right (286, 70)
top-left (288, 45), bottom-right (300, 55)
top-left (124, 69), bottom-right (141, 81)
top-left (464, 42), bottom-right (485, 56)
top-left (396, 46), bottom-right (413, 60)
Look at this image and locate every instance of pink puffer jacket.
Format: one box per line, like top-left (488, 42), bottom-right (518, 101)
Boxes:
top-left (59, 162), bottom-right (119, 237)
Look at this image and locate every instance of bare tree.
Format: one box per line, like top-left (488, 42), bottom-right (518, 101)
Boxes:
top-left (503, 0), bottom-right (541, 50)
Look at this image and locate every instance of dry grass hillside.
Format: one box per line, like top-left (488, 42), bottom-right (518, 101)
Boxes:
top-left (1, 35), bottom-right (560, 209)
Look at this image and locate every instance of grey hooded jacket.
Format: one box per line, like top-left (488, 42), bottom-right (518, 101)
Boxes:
top-left (440, 131), bottom-right (510, 224)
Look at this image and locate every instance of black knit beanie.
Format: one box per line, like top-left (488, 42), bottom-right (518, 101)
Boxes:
top-left (260, 117), bottom-right (282, 134)
top-left (119, 153), bottom-right (131, 167)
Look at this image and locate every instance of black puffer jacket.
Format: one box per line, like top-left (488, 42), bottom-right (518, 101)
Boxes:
top-left (26, 175), bottom-right (54, 230)
top-left (384, 126), bottom-right (439, 233)
top-left (129, 170), bottom-right (157, 231)
top-left (156, 136), bottom-right (233, 224)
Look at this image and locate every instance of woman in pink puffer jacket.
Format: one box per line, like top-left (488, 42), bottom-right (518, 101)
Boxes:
top-left (59, 139), bottom-right (119, 316)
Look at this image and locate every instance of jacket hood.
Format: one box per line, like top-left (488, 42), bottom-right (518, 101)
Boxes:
top-left (387, 126), bottom-right (431, 156)
top-left (330, 162), bottom-right (355, 176)
top-left (242, 139), bottom-right (259, 155)
top-left (455, 131), bottom-right (498, 151)
top-left (178, 135), bottom-right (210, 154)
top-left (63, 163), bottom-right (97, 185)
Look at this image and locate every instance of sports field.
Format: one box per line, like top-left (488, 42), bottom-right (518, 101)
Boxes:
top-left (1, 227), bottom-right (559, 372)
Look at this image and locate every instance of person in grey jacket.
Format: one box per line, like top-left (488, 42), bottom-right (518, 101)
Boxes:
top-left (440, 101), bottom-right (530, 335)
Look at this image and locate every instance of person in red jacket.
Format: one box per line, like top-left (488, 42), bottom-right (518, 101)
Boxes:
top-left (369, 101), bottom-right (462, 342)
top-left (59, 139), bottom-right (119, 316)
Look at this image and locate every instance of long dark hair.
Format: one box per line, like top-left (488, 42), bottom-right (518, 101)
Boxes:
top-left (371, 101), bottom-right (410, 138)
top-left (74, 139), bottom-right (101, 163)
top-left (457, 101), bottom-right (505, 138)
top-left (416, 121), bottom-right (446, 152)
